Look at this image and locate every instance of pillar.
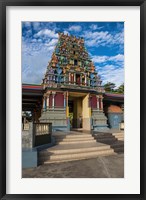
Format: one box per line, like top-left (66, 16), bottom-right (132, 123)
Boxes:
top-left (64, 92), bottom-right (66, 108)
top-left (80, 75), bottom-right (82, 85)
top-left (71, 73), bottom-right (74, 84)
top-left (52, 92), bottom-right (56, 108)
top-left (74, 73), bottom-right (76, 85)
top-left (96, 95), bottom-right (100, 110)
top-left (100, 96), bottom-right (103, 110)
top-left (82, 93), bottom-right (91, 130)
top-left (66, 91), bottom-right (70, 130)
top-left (66, 91), bottom-right (69, 117)
top-left (69, 73), bottom-right (71, 84)
top-left (46, 93), bottom-right (50, 110)
top-left (43, 96), bottom-right (46, 111)
top-left (85, 74), bottom-right (87, 85)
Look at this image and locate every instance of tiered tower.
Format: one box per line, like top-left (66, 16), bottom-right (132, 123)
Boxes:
top-left (40, 33), bottom-right (108, 131)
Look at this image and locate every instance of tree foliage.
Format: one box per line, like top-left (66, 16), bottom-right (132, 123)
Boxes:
top-left (104, 82), bottom-right (124, 94)
top-left (104, 82), bottom-right (116, 92)
top-left (115, 83), bottom-right (124, 94)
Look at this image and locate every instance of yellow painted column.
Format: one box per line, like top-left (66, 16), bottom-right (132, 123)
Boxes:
top-left (82, 93), bottom-right (91, 130)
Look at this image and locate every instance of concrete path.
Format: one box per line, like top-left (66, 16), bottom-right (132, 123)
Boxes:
top-left (22, 153), bottom-right (124, 178)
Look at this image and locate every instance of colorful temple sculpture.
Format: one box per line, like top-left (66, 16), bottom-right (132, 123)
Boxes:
top-left (39, 33), bottom-right (109, 131)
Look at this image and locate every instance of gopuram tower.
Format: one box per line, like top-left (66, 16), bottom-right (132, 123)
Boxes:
top-left (40, 33), bottom-right (108, 131)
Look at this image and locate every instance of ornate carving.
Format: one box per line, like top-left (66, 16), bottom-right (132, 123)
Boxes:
top-left (42, 32), bottom-right (103, 92)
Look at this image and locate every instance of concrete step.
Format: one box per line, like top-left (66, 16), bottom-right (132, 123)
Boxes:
top-left (38, 131), bottom-right (124, 165)
top-left (113, 136), bottom-right (124, 141)
top-left (113, 133), bottom-right (124, 138)
top-left (93, 135), bottom-right (115, 139)
top-left (54, 134), bottom-right (92, 139)
top-left (113, 147), bottom-right (124, 153)
top-left (56, 140), bottom-right (97, 145)
top-left (56, 137), bottom-right (95, 142)
top-left (115, 136), bottom-right (124, 139)
top-left (111, 143), bottom-right (124, 148)
top-left (96, 137), bottom-right (117, 142)
top-left (112, 133), bottom-right (124, 136)
top-left (93, 133), bottom-right (113, 136)
top-left (41, 149), bottom-right (115, 164)
top-left (40, 145), bottom-right (111, 156)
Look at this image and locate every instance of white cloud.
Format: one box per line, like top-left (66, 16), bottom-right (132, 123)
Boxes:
top-left (47, 46), bottom-right (55, 51)
top-left (22, 49), bottom-right (52, 84)
top-left (37, 39), bottom-right (42, 43)
top-left (63, 30), bottom-right (70, 35)
top-left (86, 39), bottom-right (97, 46)
top-left (24, 22), bottom-right (31, 27)
top-left (34, 29), bottom-right (58, 38)
top-left (45, 38), bottom-right (58, 46)
top-left (92, 54), bottom-right (124, 64)
top-left (97, 65), bottom-right (124, 87)
top-left (84, 30), bottom-right (124, 47)
top-left (25, 30), bottom-right (32, 37)
top-left (90, 24), bottom-right (103, 30)
top-left (32, 22), bottom-right (41, 30)
top-left (43, 38), bottom-right (58, 53)
top-left (92, 56), bottom-right (108, 63)
top-left (109, 54), bottom-right (124, 62)
top-left (69, 25), bottom-right (82, 32)
top-left (31, 38), bottom-right (37, 43)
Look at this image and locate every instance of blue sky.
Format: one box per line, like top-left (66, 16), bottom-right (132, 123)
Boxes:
top-left (22, 22), bottom-right (124, 87)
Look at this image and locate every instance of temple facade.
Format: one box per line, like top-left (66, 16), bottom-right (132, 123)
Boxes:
top-left (39, 33), bottom-right (109, 131)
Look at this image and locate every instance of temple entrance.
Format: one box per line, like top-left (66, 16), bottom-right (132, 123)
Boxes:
top-left (68, 92), bottom-right (90, 130)
top-left (68, 98), bottom-right (82, 129)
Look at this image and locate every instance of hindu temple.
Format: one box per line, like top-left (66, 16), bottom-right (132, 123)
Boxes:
top-left (39, 32), bottom-right (109, 131)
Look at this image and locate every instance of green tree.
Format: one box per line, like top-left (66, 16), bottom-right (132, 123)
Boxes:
top-left (115, 83), bottom-right (124, 94)
top-left (104, 82), bottom-right (116, 92)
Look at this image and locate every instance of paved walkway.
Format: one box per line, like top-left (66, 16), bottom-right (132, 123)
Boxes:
top-left (22, 153), bottom-right (124, 178)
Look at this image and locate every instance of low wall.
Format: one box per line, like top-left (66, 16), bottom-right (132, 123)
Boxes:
top-left (34, 122), bottom-right (52, 147)
top-left (22, 122), bottom-right (33, 149)
top-left (108, 112), bottom-right (124, 129)
top-left (22, 149), bottom-right (37, 168)
top-left (35, 134), bottom-right (51, 146)
top-left (22, 122), bottom-right (52, 168)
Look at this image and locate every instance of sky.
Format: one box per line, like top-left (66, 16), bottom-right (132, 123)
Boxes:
top-left (22, 22), bottom-right (124, 87)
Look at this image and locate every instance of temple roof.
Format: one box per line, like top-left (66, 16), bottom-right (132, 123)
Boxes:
top-left (42, 33), bottom-right (103, 93)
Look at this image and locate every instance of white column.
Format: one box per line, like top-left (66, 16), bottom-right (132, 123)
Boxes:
top-left (69, 73), bottom-right (71, 84)
top-left (85, 74), bottom-right (87, 85)
top-left (52, 92), bottom-right (56, 108)
top-left (47, 95), bottom-right (50, 109)
top-left (96, 95), bottom-right (99, 110)
top-left (74, 73), bottom-right (76, 85)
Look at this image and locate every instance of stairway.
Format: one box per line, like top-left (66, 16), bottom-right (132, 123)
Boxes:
top-left (38, 131), bottom-right (117, 164)
top-left (93, 132), bottom-right (124, 154)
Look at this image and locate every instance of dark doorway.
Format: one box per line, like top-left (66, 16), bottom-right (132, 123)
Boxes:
top-left (76, 74), bottom-right (80, 85)
top-left (68, 100), bottom-right (74, 128)
top-left (74, 59), bottom-right (78, 65)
